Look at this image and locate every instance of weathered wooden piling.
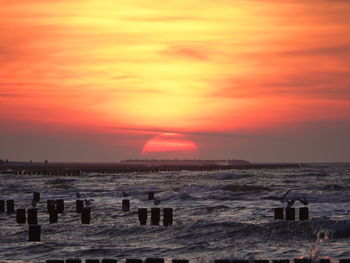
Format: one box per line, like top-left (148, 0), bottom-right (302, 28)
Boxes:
top-left (56, 199), bottom-right (64, 213)
top-left (172, 260), bottom-right (189, 263)
top-left (299, 207), bottom-right (309, 221)
top-left (163, 208), bottom-right (173, 226)
top-left (0, 200), bottom-right (4, 212)
top-left (28, 208), bottom-right (38, 225)
top-left (122, 199), bottom-right (130, 212)
top-left (7, 200), bottom-right (15, 213)
top-left (66, 259), bottom-right (82, 263)
top-left (126, 259), bottom-right (142, 263)
top-left (232, 260), bottom-right (249, 263)
top-left (138, 208), bottom-right (147, 225)
top-left (28, 225), bottom-right (41, 242)
top-left (47, 200), bottom-right (55, 213)
top-left (214, 260), bottom-right (230, 263)
top-left (148, 191), bottom-right (155, 200)
top-left (16, 208), bottom-right (26, 224)
top-left (145, 258), bottom-right (164, 263)
top-left (286, 208), bottom-right (295, 221)
top-left (151, 207), bottom-right (160, 225)
top-left (76, 200), bottom-right (84, 213)
top-left (49, 210), bottom-right (58, 224)
top-left (274, 208), bottom-right (284, 220)
top-left (272, 260), bottom-right (290, 263)
top-left (33, 192), bottom-right (40, 202)
top-left (81, 207), bottom-right (91, 224)
top-left (101, 259), bottom-right (117, 263)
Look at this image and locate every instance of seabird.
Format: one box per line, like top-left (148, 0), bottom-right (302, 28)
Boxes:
top-left (280, 189), bottom-right (308, 208)
top-left (84, 199), bottom-right (93, 206)
top-left (31, 199), bottom-right (37, 208)
top-left (154, 198), bottom-right (161, 205)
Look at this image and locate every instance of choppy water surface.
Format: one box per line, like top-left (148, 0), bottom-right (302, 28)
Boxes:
top-left (1, 163), bottom-right (350, 263)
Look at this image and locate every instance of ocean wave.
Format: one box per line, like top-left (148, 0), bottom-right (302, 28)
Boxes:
top-left (222, 184), bottom-right (271, 193)
top-left (321, 185), bottom-right (350, 191)
top-left (45, 178), bottom-right (77, 189)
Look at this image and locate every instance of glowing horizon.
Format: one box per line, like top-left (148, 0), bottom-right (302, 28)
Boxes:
top-left (141, 133), bottom-right (199, 159)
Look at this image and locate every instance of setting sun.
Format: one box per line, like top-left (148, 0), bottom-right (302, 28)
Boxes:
top-left (141, 133), bottom-right (199, 159)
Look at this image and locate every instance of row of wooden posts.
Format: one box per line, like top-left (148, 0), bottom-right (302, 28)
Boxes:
top-left (274, 207), bottom-right (309, 221)
top-left (1, 191), bottom-right (155, 213)
top-left (42, 258), bottom-right (350, 263)
top-left (0, 166), bottom-right (234, 176)
top-left (0, 163), bottom-right (301, 177)
top-left (0, 192), bottom-right (173, 241)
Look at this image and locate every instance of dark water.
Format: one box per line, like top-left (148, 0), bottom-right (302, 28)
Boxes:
top-left (1, 163), bottom-right (350, 263)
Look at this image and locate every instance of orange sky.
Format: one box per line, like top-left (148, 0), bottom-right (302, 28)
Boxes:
top-left (1, 0), bottom-right (350, 161)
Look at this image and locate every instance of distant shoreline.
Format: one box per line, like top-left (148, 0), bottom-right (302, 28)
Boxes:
top-left (0, 160), bottom-right (302, 175)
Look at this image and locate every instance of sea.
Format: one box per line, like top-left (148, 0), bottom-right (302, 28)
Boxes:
top-left (0, 163), bottom-right (350, 263)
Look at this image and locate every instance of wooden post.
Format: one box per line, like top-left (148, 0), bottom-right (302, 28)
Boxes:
top-left (126, 259), bottom-right (142, 263)
top-left (101, 259), bottom-right (117, 263)
top-left (81, 207), bottom-right (91, 224)
top-left (122, 199), bottom-right (130, 212)
top-left (148, 191), bottom-right (155, 200)
top-left (138, 208), bottom-right (147, 225)
top-left (56, 199), bottom-right (64, 214)
top-left (16, 208), bottom-right (26, 224)
top-left (173, 260), bottom-right (189, 263)
top-left (214, 260), bottom-right (230, 263)
top-left (28, 225), bottom-right (41, 242)
top-left (0, 200), bottom-right (4, 212)
top-left (286, 208), bottom-right (295, 221)
top-left (151, 207), bottom-right (160, 225)
top-left (33, 192), bottom-right (40, 202)
top-left (76, 200), bottom-right (84, 213)
top-left (47, 200), bottom-right (55, 213)
top-left (274, 208), bottom-right (284, 220)
top-left (66, 259), bottom-right (82, 263)
top-left (28, 208), bottom-right (38, 225)
top-left (6, 200), bottom-right (15, 213)
top-left (299, 207), bottom-right (309, 221)
top-left (163, 208), bottom-right (173, 226)
top-left (272, 260), bottom-right (290, 263)
top-left (49, 210), bottom-right (58, 224)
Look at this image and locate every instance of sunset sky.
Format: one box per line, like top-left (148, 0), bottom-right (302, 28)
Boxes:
top-left (1, 0), bottom-right (350, 162)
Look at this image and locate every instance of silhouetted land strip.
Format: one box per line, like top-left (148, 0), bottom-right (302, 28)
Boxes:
top-left (0, 160), bottom-right (300, 175)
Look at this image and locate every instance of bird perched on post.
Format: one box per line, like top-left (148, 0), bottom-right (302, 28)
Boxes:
top-left (31, 199), bottom-right (37, 208)
top-left (84, 199), bottom-right (94, 207)
top-left (280, 189), bottom-right (308, 208)
top-left (154, 198), bottom-right (161, 205)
